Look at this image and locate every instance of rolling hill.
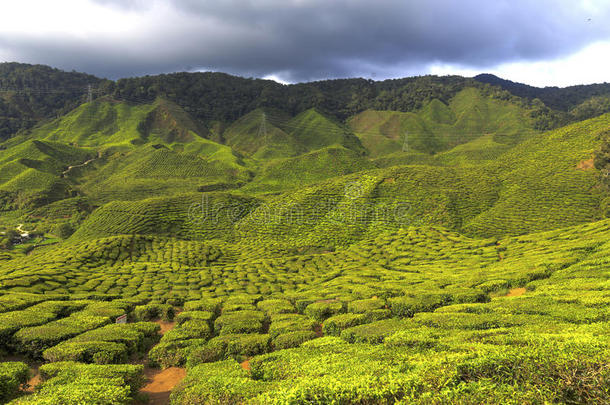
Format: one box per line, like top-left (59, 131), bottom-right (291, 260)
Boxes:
top-left (0, 64), bottom-right (610, 404)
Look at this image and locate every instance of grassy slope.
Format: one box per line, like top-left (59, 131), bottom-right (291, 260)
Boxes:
top-left (348, 87), bottom-right (537, 157)
top-left (242, 146), bottom-right (375, 193)
top-left (1, 96), bottom-right (610, 403)
top-left (222, 108), bottom-right (304, 159)
top-left (234, 113), bottom-right (609, 247)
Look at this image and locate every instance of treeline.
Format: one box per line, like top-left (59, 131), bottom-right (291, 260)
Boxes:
top-left (3, 63), bottom-right (607, 141)
top-left (108, 72), bottom-right (474, 122)
top-left (108, 72), bottom-right (566, 130)
top-left (475, 73), bottom-right (610, 121)
top-left (0, 63), bottom-right (107, 140)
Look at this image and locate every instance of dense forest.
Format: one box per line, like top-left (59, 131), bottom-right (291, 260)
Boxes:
top-left (475, 73), bottom-right (610, 120)
top-left (0, 63), bottom-right (107, 140)
top-left (2, 62), bottom-right (610, 142)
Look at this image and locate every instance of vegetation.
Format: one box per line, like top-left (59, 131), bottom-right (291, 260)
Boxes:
top-left (0, 63), bottom-right (609, 403)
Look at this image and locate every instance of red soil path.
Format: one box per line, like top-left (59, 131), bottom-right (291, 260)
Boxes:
top-left (138, 312), bottom-right (185, 405)
top-left (140, 367), bottom-right (186, 405)
top-left (506, 287), bottom-right (526, 297)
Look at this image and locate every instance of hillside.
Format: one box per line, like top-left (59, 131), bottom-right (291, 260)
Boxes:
top-left (0, 65), bottom-right (610, 404)
top-left (348, 87), bottom-right (537, 156)
top-left (0, 63), bottom-right (108, 140)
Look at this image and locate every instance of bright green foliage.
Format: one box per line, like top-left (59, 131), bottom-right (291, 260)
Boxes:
top-left (42, 341), bottom-right (128, 364)
top-left (1, 70), bottom-right (610, 403)
top-left (175, 311), bottom-right (214, 326)
top-left (170, 360), bottom-right (268, 405)
top-left (214, 310), bottom-right (266, 335)
top-left (273, 331), bottom-right (318, 350)
top-left (183, 299), bottom-right (222, 315)
top-left (59, 322), bottom-right (160, 355)
top-left (304, 300), bottom-right (345, 322)
top-left (132, 303), bottom-right (174, 322)
top-left (256, 299), bottom-right (295, 315)
top-left (0, 362), bottom-right (29, 402)
top-left (13, 311), bottom-right (111, 358)
top-left (322, 313), bottom-right (368, 336)
top-left (268, 313), bottom-right (317, 338)
top-left (10, 362), bottom-right (144, 404)
top-left (341, 318), bottom-right (412, 344)
top-left (200, 334), bottom-right (271, 362)
top-left (348, 87), bottom-right (536, 156)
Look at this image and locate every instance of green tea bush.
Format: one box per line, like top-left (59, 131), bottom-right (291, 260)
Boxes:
top-left (14, 312), bottom-right (111, 357)
top-left (0, 300), bottom-right (87, 349)
top-left (16, 361), bottom-right (144, 404)
top-left (10, 378), bottom-right (132, 404)
top-left (42, 341), bottom-right (128, 364)
top-left (273, 331), bottom-right (318, 350)
top-left (183, 298), bottom-right (222, 315)
top-left (268, 314), bottom-right (317, 338)
top-left (222, 303), bottom-right (257, 312)
top-left (148, 339), bottom-right (206, 368)
top-left (38, 361), bottom-right (144, 392)
top-left (304, 300), bottom-right (344, 322)
top-left (256, 299), bottom-right (295, 315)
top-left (340, 318), bottom-right (411, 344)
top-left (175, 311), bottom-right (214, 326)
top-left (161, 320), bottom-right (212, 342)
top-left (388, 293), bottom-right (449, 317)
top-left (347, 297), bottom-right (386, 313)
top-left (455, 345), bottom-right (610, 404)
top-left (63, 322), bottom-right (160, 355)
top-left (0, 294), bottom-right (50, 313)
top-left (214, 310), bottom-right (266, 335)
top-left (132, 303), bottom-right (174, 321)
top-left (322, 313), bottom-right (367, 336)
top-left (0, 310), bottom-right (57, 349)
top-left (384, 329), bottom-right (443, 350)
top-left (412, 312), bottom-right (524, 330)
top-left (363, 309), bottom-right (392, 322)
top-left (0, 362), bottom-right (29, 402)
top-left (81, 301), bottom-right (131, 319)
top-left (170, 360), bottom-right (267, 405)
top-left (206, 333), bottom-right (271, 360)
top-left (186, 343), bottom-right (226, 367)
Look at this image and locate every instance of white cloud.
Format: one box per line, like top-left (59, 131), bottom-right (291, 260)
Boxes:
top-left (429, 41), bottom-right (610, 88)
top-left (1, 0), bottom-right (610, 84)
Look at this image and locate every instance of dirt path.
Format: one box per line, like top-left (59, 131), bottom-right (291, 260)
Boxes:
top-left (138, 314), bottom-right (185, 405)
top-left (314, 324), bottom-right (323, 337)
top-left (155, 319), bottom-right (177, 335)
top-left (24, 365), bottom-right (41, 393)
top-left (577, 158), bottom-right (594, 171)
top-left (506, 287), bottom-right (526, 297)
top-left (140, 367), bottom-right (186, 405)
top-left (61, 152), bottom-right (101, 177)
top-left (16, 224), bottom-right (28, 236)
top-left (240, 359), bottom-right (251, 371)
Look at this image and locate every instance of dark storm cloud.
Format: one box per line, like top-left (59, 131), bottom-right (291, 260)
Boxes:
top-left (2, 0), bottom-right (610, 81)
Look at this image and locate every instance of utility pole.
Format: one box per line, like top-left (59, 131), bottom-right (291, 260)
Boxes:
top-left (87, 84), bottom-right (93, 103)
top-left (257, 112), bottom-right (268, 142)
top-left (402, 130), bottom-right (408, 152)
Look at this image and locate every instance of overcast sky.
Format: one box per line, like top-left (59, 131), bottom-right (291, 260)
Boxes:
top-left (1, 0), bottom-right (609, 87)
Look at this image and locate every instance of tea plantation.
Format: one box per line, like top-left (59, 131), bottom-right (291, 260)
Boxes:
top-left (0, 81), bottom-right (609, 404)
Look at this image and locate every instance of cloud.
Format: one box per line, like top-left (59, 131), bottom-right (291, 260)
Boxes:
top-left (1, 0), bottom-right (610, 84)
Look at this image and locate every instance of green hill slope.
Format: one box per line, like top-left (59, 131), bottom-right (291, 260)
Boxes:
top-left (349, 87), bottom-right (538, 157)
top-left (243, 146), bottom-right (375, 193)
top-left (222, 108), bottom-right (304, 159)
